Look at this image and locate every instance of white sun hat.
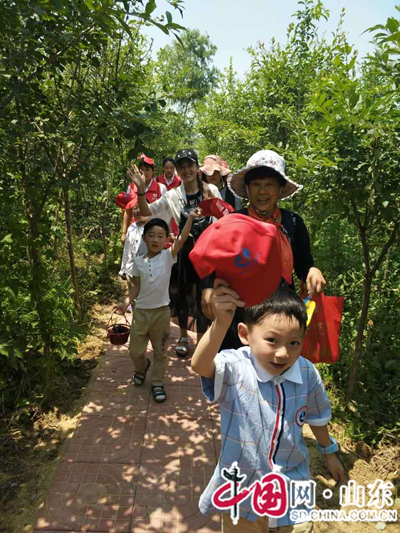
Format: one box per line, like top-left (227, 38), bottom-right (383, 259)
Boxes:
top-left (228, 150), bottom-right (303, 200)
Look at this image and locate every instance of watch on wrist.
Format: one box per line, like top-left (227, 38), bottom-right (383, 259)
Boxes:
top-left (316, 436), bottom-right (339, 455)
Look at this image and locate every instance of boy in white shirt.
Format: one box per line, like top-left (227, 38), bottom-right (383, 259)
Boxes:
top-left (118, 210), bottom-right (202, 403)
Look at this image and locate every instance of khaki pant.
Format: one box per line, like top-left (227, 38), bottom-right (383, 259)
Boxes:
top-left (222, 513), bottom-right (313, 533)
top-left (129, 306), bottom-right (170, 386)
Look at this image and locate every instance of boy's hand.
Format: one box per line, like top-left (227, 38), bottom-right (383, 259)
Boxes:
top-left (325, 453), bottom-right (346, 482)
top-left (201, 288), bottom-right (215, 320)
top-left (114, 297), bottom-right (131, 315)
top-left (127, 164), bottom-right (145, 192)
top-left (114, 303), bottom-right (127, 315)
top-left (212, 278), bottom-right (245, 328)
top-left (188, 207), bottom-right (203, 220)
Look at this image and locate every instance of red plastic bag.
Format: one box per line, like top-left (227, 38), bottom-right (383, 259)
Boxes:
top-left (301, 292), bottom-right (344, 364)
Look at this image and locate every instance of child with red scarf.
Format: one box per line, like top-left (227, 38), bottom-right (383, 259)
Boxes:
top-left (156, 157), bottom-right (181, 235)
top-left (119, 154), bottom-right (167, 277)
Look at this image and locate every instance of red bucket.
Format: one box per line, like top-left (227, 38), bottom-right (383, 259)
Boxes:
top-left (107, 312), bottom-right (131, 345)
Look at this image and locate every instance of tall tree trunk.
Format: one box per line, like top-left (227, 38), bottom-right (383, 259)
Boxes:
top-left (18, 97), bottom-right (54, 389)
top-left (346, 273), bottom-right (372, 402)
top-left (63, 186), bottom-right (80, 314)
top-left (26, 211), bottom-right (55, 390)
top-left (346, 214), bottom-right (398, 401)
top-left (100, 216), bottom-right (107, 260)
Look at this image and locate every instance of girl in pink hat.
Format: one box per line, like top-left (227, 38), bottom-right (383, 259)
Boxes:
top-left (200, 155), bottom-right (241, 211)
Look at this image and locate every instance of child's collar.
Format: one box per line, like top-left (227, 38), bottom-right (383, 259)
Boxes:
top-left (250, 354), bottom-right (303, 385)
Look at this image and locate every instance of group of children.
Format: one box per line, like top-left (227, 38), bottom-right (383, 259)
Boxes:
top-left (116, 148), bottom-right (345, 531)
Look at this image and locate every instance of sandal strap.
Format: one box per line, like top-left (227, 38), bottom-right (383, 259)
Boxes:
top-left (178, 337), bottom-right (189, 343)
top-left (152, 385), bottom-right (166, 402)
top-left (133, 358), bottom-right (151, 385)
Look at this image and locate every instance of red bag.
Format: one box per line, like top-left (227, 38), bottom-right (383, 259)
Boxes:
top-left (301, 292), bottom-right (344, 364)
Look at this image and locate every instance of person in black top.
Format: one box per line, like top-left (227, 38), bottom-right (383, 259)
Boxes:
top-left (200, 149), bottom-right (326, 350)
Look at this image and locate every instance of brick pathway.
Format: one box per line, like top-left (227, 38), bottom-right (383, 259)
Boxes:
top-left (34, 323), bottom-right (221, 533)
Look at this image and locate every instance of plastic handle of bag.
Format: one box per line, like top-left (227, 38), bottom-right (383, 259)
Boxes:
top-left (303, 297), bottom-right (316, 327)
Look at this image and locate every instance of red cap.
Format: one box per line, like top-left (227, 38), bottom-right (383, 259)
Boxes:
top-left (115, 191), bottom-right (138, 210)
top-left (189, 214), bottom-right (287, 307)
top-left (198, 198), bottom-right (235, 219)
top-left (138, 153), bottom-right (155, 167)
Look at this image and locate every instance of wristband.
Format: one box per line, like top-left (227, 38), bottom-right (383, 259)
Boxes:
top-left (316, 436), bottom-right (339, 455)
top-left (137, 192), bottom-right (146, 196)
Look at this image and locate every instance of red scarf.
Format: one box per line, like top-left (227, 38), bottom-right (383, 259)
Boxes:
top-left (248, 205), bottom-right (293, 285)
top-left (156, 173), bottom-right (181, 191)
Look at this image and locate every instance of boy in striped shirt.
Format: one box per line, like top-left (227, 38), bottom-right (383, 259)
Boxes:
top-left (192, 283), bottom-right (345, 532)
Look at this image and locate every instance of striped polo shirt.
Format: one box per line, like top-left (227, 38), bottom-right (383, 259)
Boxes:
top-left (199, 347), bottom-right (331, 526)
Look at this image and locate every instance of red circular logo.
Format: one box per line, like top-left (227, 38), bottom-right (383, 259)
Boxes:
top-left (295, 406), bottom-right (307, 426)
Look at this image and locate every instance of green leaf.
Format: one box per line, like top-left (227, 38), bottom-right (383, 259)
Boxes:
top-left (1, 234), bottom-right (13, 244)
top-left (145, 0), bottom-right (157, 16)
top-left (166, 11), bottom-right (172, 24)
top-left (386, 17), bottom-right (399, 34)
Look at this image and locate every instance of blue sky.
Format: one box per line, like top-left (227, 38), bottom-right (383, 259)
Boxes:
top-left (143, 0), bottom-right (398, 77)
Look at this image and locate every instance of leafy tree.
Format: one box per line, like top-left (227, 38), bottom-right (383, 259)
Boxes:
top-left (295, 15), bottom-right (400, 401)
top-left (195, 1), bottom-right (400, 440)
top-left (0, 0), bottom-right (185, 411)
top-left (156, 28), bottom-right (219, 115)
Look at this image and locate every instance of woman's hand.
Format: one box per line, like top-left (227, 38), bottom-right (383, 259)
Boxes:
top-left (306, 267), bottom-right (326, 297)
top-left (127, 164), bottom-right (145, 193)
top-left (121, 232), bottom-right (127, 243)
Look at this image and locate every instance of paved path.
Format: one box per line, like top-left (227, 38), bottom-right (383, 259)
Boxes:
top-left (34, 323), bottom-right (221, 533)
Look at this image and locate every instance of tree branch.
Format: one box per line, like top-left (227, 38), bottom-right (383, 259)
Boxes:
top-left (371, 220), bottom-right (399, 277)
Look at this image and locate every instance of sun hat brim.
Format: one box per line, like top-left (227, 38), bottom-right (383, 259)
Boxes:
top-left (227, 165), bottom-right (302, 200)
top-left (200, 164), bottom-right (231, 177)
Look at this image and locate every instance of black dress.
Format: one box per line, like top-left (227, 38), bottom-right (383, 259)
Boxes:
top-left (169, 191), bottom-right (212, 334)
top-left (219, 184), bottom-right (242, 211)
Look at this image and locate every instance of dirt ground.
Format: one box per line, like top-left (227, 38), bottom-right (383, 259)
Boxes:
top-left (0, 302), bottom-right (399, 533)
top-left (306, 423), bottom-right (400, 532)
top-left (0, 302), bottom-right (111, 533)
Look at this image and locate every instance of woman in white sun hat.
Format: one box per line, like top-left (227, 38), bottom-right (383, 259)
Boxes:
top-left (202, 149), bottom-right (326, 350)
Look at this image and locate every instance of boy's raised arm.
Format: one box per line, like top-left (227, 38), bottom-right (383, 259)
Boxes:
top-left (170, 207), bottom-right (202, 259)
top-left (191, 279), bottom-right (245, 379)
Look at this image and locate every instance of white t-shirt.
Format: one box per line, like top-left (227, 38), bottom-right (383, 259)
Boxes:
top-left (127, 248), bottom-right (177, 309)
top-left (119, 223), bottom-right (147, 275)
top-left (147, 183), bottom-right (221, 226)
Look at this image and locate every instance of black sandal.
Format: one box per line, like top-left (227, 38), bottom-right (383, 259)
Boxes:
top-left (133, 358), bottom-right (151, 387)
top-left (151, 385), bottom-right (167, 403)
